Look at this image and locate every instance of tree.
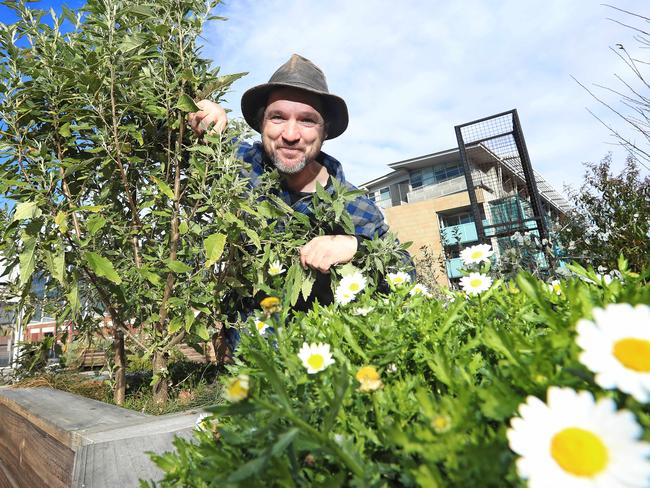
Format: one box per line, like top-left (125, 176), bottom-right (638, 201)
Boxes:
top-left (557, 154), bottom-right (650, 272)
top-left (0, 0), bottom-right (274, 405)
top-left (575, 5), bottom-right (650, 171)
top-left (0, 0), bottom-right (408, 407)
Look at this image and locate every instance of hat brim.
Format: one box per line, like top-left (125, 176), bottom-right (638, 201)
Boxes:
top-left (241, 82), bottom-right (349, 140)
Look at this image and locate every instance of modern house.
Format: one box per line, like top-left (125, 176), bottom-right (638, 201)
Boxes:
top-left (361, 143), bottom-right (570, 285)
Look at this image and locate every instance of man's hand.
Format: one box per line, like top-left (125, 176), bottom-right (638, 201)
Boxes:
top-left (187, 100), bottom-right (228, 136)
top-left (300, 235), bottom-right (358, 273)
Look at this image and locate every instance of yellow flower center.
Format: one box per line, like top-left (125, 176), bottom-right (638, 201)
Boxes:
top-left (470, 250), bottom-right (483, 260)
top-left (431, 415), bottom-right (451, 433)
top-left (356, 366), bottom-right (380, 382)
top-left (307, 354), bottom-right (324, 370)
top-left (612, 338), bottom-right (650, 372)
top-left (227, 379), bottom-right (248, 401)
top-left (349, 282), bottom-right (360, 292)
top-left (256, 321), bottom-right (266, 331)
top-left (470, 278), bottom-right (483, 288)
top-left (550, 427), bottom-right (608, 477)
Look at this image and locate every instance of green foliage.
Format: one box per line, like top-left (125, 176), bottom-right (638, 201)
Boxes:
top-left (13, 336), bottom-right (59, 379)
top-left (558, 155), bottom-right (650, 272)
top-left (149, 266), bottom-right (650, 487)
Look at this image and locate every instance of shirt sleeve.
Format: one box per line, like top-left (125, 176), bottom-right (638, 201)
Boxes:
top-left (346, 196), bottom-right (390, 239)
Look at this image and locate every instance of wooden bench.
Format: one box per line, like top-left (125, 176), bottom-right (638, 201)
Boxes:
top-left (78, 349), bottom-right (107, 369)
top-left (0, 387), bottom-right (200, 487)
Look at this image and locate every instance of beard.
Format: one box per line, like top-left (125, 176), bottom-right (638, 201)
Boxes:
top-left (270, 152), bottom-right (308, 175)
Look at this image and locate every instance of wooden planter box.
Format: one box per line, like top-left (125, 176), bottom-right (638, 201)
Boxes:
top-left (0, 387), bottom-right (201, 487)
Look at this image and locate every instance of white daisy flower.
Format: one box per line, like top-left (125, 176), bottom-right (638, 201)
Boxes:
top-left (595, 273), bottom-right (613, 286)
top-left (223, 374), bottom-right (250, 403)
top-left (352, 306), bottom-right (374, 316)
top-left (298, 342), bottom-right (335, 374)
top-left (254, 319), bottom-right (270, 335)
top-left (459, 272), bottom-right (493, 295)
top-left (576, 303), bottom-right (650, 402)
top-left (507, 387), bottom-right (650, 487)
top-left (409, 283), bottom-right (432, 297)
top-left (268, 260), bottom-right (286, 276)
top-left (335, 286), bottom-right (356, 305)
top-left (460, 243), bottom-right (494, 265)
top-left (548, 280), bottom-right (562, 296)
top-left (339, 271), bottom-right (367, 295)
top-left (194, 413), bottom-right (212, 432)
top-left (387, 271), bottom-right (411, 287)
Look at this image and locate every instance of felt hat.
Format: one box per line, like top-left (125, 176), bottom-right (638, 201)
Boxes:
top-left (241, 54), bottom-right (349, 139)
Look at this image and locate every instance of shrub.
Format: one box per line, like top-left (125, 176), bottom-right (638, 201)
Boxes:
top-left (147, 256), bottom-right (650, 487)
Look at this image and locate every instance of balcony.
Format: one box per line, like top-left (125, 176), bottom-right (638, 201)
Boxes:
top-left (407, 175), bottom-right (467, 203)
top-left (445, 257), bottom-right (464, 279)
top-left (440, 220), bottom-right (490, 246)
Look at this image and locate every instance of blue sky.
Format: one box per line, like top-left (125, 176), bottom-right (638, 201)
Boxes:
top-left (2, 1), bottom-right (648, 197)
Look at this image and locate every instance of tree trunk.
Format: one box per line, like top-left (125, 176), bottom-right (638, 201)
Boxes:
top-left (113, 327), bottom-right (126, 406)
top-left (152, 350), bottom-right (168, 406)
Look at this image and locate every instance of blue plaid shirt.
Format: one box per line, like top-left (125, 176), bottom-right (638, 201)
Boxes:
top-left (236, 141), bottom-right (389, 239)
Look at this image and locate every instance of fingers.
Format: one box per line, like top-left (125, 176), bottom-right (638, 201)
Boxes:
top-left (188, 100), bottom-right (228, 136)
top-left (300, 235), bottom-right (358, 274)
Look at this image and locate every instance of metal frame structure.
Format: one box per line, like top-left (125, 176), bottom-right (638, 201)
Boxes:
top-left (455, 109), bottom-right (548, 242)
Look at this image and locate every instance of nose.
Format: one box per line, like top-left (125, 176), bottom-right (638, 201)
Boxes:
top-left (281, 119), bottom-right (300, 143)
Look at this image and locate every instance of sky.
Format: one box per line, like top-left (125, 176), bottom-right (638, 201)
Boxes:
top-left (1, 0), bottom-right (649, 197)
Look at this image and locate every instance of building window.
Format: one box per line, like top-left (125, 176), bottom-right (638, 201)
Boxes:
top-left (410, 162), bottom-right (464, 190)
top-left (440, 212), bottom-right (473, 228)
top-left (371, 187), bottom-right (391, 209)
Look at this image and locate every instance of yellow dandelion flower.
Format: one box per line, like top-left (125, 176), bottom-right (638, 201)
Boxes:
top-left (356, 365), bottom-right (383, 392)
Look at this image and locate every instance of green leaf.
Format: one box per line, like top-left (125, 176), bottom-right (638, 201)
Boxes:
top-left (139, 268), bottom-right (161, 285)
top-left (285, 263), bottom-right (302, 307)
top-left (67, 281), bottom-right (80, 316)
top-left (58, 122), bottom-right (71, 137)
top-left (271, 428), bottom-right (299, 457)
top-left (323, 364), bottom-right (349, 432)
top-left (194, 323), bottom-right (210, 341)
top-left (151, 176), bottom-right (174, 199)
top-left (175, 94), bottom-right (200, 113)
top-left (127, 5), bottom-right (155, 17)
top-left (13, 201), bottom-right (40, 222)
top-left (86, 214), bottom-right (106, 236)
top-left (227, 455), bottom-right (269, 483)
top-left (119, 34), bottom-right (147, 53)
top-left (19, 235), bottom-right (36, 286)
top-left (166, 260), bottom-right (193, 274)
top-left (85, 252), bottom-right (122, 284)
top-left (301, 274), bottom-right (315, 301)
top-left (76, 205), bottom-right (104, 213)
top-left (244, 227), bottom-right (261, 249)
top-left (168, 317), bottom-right (183, 334)
top-left (204, 233), bottom-right (226, 268)
top-left (249, 350), bottom-right (291, 408)
top-left (54, 211), bottom-right (68, 234)
top-left (45, 246), bottom-right (65, 285)
top-left (187, 145), bottom-right (215, 156)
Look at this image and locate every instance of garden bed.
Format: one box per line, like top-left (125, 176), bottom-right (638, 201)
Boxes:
top-left (0, 386), bottom-right (202, 488)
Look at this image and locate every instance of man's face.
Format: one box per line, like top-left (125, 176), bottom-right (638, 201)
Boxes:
top-left (261, 88), bottom-right (327, 175)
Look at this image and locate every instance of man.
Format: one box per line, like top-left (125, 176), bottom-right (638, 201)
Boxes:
top-left (188, 54), bottom-right (404, 308)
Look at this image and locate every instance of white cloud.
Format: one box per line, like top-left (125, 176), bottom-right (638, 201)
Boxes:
top-left (203, 0), bottom-right (649, 193)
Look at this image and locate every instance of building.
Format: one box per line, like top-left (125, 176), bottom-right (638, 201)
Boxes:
top-left (362, 143), bottom-right (570, 285)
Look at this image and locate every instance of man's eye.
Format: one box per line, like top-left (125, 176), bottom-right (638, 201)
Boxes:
top-left (300, 119), bottom-right (318, 127)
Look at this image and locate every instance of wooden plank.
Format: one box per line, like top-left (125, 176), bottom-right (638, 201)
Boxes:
top-left (0, 387), bottom-right (149, 448)
top-left (72, 430), bottom-right (194, 487)
top-left (0, 387), bottom-right (206, 488)
top-left (0, 402), bottom-right (75, 488)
